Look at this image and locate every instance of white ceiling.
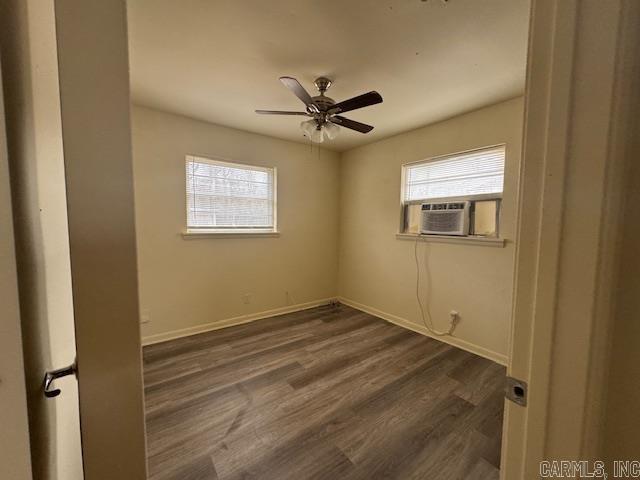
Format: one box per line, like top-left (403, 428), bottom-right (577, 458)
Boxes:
top-left (127, 0), bottom-right (530, 152)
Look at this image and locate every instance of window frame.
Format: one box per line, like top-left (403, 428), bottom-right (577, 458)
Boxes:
top-left (399, 144), bottom-right (506, 237)
top-left (184, 154), bottom-right (278, 235)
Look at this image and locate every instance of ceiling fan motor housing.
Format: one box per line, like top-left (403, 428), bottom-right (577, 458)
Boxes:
top-left (309, 77), bottom-right (335, 117)
top-left (312, 95), bottom-right (335, 112)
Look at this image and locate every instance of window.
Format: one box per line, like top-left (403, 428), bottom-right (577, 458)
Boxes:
top-left (186, 156), bottom-right (276, 233)
top-left (401, 146), bottom-right (505, 237)
top-left (403, 145), bottom-right (505, 202)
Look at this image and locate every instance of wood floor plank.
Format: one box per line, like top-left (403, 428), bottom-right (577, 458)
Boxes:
top-left (162, 455), bottom-right (219, 480)
top-left (467, 457), bottom-right (501, 480)
top-left (144, 304), bottom-right (506, 480)
top-left (332, 373), bottom-right (462, 466)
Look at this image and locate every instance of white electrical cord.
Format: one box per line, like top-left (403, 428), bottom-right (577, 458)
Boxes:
top-left (414, 237), bottom-right (458, 336)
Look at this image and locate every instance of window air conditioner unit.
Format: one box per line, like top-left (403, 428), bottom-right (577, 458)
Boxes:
top-left (421, 201), bottom-right (470, 236)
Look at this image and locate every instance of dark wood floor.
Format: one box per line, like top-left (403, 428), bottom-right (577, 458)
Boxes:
top-left (143, 304), bottom-right (506, 480)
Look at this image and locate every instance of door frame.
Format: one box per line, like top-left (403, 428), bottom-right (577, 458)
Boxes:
top-left (502, 0), bottom-right (640, 477)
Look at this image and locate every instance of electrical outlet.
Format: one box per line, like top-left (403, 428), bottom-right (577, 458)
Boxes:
top-left (140, 309), bottom-right (151, 324)
top-left (242, 293), bottom-right (252, 305)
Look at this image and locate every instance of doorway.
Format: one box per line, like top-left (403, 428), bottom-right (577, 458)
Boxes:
top-left (127, 1), bottom-right (529, 478)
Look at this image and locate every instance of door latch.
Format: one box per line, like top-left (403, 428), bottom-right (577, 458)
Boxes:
top-left (43, 361), bottom-right (77, 398)
top-left (505, 376), bottom-right (528, 407)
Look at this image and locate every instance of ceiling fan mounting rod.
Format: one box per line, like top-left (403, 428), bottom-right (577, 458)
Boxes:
top-left (314, 76), bottom-right (332, 95)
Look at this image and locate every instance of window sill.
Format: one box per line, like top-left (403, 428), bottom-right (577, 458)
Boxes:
top-left (396, 233), bottom-right (506, 247)
top-left (182, 230), bottom-right (280, 239)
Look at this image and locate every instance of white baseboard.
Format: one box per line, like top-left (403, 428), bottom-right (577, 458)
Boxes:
top-left (338, 297), bottom-right (509, 366)
top-left (142, 295), bottom-right (509, 366)
top-left (141, 297), bottom-right (336, 346)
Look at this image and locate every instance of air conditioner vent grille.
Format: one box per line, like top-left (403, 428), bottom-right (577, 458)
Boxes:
top-left (421, 201), bottom-right (470, 236)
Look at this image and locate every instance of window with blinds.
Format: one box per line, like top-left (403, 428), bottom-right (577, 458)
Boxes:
top-left (402, 146), bottom-right (505, 203)
top-left (186, 156), bottom-right (276, 231)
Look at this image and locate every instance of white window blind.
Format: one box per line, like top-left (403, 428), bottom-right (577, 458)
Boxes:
top-left (403, 146), bottom-right (505, 202)
top-left (186, 156), bottom-right (275, 230)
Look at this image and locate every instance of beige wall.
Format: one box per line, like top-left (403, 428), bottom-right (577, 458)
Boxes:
top-left (338, 97), bottom-right (524, 362)
top-left (132, 106), bottom-right (340, 343)
top-left (133, 100), bottom-right (523, 360)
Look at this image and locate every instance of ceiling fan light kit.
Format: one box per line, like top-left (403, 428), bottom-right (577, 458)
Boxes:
top-left (323, 121), bottom-right (340, 140)
top-left (256, 76), bottom-right (383, 143)
top-left (299, 119), bottom-right (325, 142)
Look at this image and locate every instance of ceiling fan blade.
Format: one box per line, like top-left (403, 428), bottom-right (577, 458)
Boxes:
top-left (255, 110), bottom-right (309, 115)
top-left (279, 77), bottom-right (317, 111)
top-left (330, 115), bottom-right (374, 134)
top-left (329, 91), bottom-right (382, 114)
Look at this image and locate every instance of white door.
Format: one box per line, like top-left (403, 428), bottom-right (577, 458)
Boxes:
top-left (1, 1), bottom-right (147, 479)
top-left (0, 0), bottom-right (84, 478)
top-left (0, 52), bottom-right (33, 480)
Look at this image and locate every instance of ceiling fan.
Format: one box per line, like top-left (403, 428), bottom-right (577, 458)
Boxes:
top-left (256, 76), bottom-right (383, 143)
